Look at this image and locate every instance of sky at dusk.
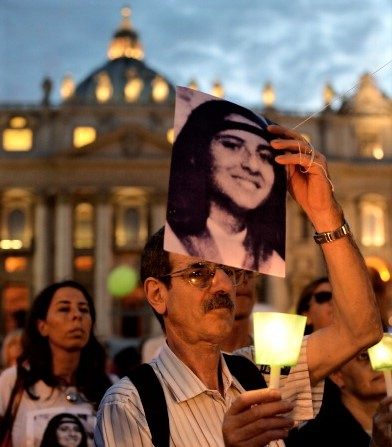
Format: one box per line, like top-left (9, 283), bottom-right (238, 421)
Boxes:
top-left (1, 0), bottom-right (391, 112)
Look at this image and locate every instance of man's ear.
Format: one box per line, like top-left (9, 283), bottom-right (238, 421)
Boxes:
top-left (144, 277), bottom-right (168, 316)
top-left (303, 310), bottom-right (312, 325)
top-left (37, 319), bottom-right (48, 337)
top-left (329, 370), bottom-right (345, 389)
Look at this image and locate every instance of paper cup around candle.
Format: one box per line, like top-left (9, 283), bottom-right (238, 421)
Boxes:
top-left (253, 312), bottom-right (307, 367)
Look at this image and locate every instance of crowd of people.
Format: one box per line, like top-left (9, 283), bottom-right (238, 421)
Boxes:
top-left (1, 112), bottom-right (392, 447)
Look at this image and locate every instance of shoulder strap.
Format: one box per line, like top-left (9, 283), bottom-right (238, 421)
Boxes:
top-left (0, 368), bottom-right (24, 442)
top-left (223, 353), bottom-right (267, 390)
top-left (127, 355), bottom-right (266, 447)
top-left (127, 364), bottom-right (169, 447)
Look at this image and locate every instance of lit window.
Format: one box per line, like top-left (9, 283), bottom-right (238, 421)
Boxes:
top-left (95, 72), bottom-right (113, 103)
top-left (211, 81), bottom-right (224, 98)
top-left (74, 203), bottom-right (94, 249)
top-left (74, 255), bottom-right (94, 272)
top-left (166, 128), bottom-right (174, 144)
top-left (360, 197), bottom-right (386, 247)
top-left (5, 257), bottom-right (28, 273)
top-left (125, 70), bottom-right (144, 102)
top-left (152, 76), bottom-right (169, 103)
top-left (3, 116), bottom-right (32, 152)
top-left (73, 127), bottom-right (96, 148)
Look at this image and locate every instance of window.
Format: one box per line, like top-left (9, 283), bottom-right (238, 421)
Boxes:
top-left (3, 116), bottom-right (33, 151)
top-left (95, 72), bottom-right (113, 103)
top-left (73, 127), bottom-right (96, 148)
top-left (151, 76), bottom-right (169, 103)
top-left (114, 192), bottom-right (148, 250)
top-left (1, 196), bottom-right (32, 250)
top-left (360, 195), bottom-right (386, 247)
top-left (73, 202), bottom-right (94, 249)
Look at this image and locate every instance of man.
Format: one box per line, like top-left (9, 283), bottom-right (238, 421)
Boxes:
top-left (221, 271), bottom-right (258, 352)
top-left (95, 124), bottom-right (382, 447)
top-left (295, 276), bottom-right (332, 335)
top-left (286, 349), bottom-right (386, 446)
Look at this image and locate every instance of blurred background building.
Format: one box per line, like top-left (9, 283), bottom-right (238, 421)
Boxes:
top-left (0, 7), bottom-right (391, 341)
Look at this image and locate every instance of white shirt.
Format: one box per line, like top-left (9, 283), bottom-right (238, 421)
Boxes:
top-left (95, 337), bottom-right (322, 447)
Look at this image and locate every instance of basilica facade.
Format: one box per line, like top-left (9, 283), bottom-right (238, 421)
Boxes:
top-left (0, 9), bottom-right (391, 340)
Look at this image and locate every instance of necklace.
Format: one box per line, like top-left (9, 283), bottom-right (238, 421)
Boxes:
top-left (64, 387), bottom-right (89, 404)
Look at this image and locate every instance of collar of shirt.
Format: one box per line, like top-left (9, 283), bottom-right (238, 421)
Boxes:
top-left (151, 343), bottom-right (244, 403)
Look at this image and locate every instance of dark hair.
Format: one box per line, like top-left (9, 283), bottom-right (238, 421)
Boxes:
top-left (167, 99), bottom-right (286, 269)
top-left (112, 345), bottom-right (141, 378)
top-left (40, 413), bottom-right (88, 447)
top-left (18, 280), bottom-right (111, 409)
top-left (296, 276), bottom-right (329, 335)
top-left (140, 227), bottom-right (171, 330)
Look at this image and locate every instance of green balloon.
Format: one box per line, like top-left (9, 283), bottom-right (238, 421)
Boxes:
top-left (107, 265), bottom-right (138, 297)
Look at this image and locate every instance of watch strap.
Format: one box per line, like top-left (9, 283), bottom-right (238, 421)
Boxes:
top-left (313, 220), bottom-right (351, 244)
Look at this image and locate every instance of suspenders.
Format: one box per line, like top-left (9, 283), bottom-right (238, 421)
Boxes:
top-left (127, 354), bottom-right (267, 447)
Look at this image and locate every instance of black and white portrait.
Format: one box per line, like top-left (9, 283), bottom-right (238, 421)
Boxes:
top-left (164, 87), bottom-right (286, 277)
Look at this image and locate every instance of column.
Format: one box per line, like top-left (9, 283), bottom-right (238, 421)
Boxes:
top-left (94, 193), bottom-right (113, 339)
top-left (54, 193), bottom-right (73, 280)
top-left (32, 193), bottom-right (52, 295)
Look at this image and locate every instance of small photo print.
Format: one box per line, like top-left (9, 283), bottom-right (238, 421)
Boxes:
top-left (26, 407), bottom-right (96, 447)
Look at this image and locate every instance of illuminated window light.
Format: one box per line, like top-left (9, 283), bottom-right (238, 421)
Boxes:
top-left (73, 127), bottom-right (96, 148)
top-left (74, 255), bottom-right (94, 272)
top-left (166, 128), bottom-right (174, 144)
top-left (372, 145), bottom-right (384, 160)
top-left (0, 240), bottom-right (23, 249)
top-left (125, 77), bottom-right (144, 102)
top-left (5, 257), bottom-right (28, 273)
top-left (3, 129), bottom-right (33, 151)
top-left (95, 72), bottom-right (113, 103)
top-left (9, 117), bottom-right (27, 128)
top-left (152, 76), bottom-right (169, 103)
top-left (211, 81), bottom-right (224, 98)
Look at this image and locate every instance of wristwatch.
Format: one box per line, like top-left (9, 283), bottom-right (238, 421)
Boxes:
top-left (313, 220), bottom-right (351, 244)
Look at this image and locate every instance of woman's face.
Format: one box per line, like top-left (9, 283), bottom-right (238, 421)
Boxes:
top-left (37, 287), bottom-right (93, 353)
top-left (56, 420), bottom-right (83, 447)
top-left (209, 114), bottom-right (275, 210)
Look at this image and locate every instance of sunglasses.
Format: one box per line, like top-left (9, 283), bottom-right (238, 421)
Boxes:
top-left (313, 291), bottom-right (332, 304)
top-left (158, 262), bottom-right (245, 289)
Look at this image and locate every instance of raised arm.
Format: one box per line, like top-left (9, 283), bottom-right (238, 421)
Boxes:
top-left (268, 124), bottom-right (383, 385)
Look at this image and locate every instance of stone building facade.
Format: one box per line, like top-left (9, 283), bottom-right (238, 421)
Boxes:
top-left (0, 9), bottom-right (391, 340)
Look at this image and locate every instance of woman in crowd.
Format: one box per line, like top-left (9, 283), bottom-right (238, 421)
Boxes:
top-left (0, 280), bottom-right (112, 446)
top-left (165, 97), bottom-right (287, 276)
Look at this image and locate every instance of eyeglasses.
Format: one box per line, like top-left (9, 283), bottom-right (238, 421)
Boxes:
top-left (313, 291), bottom-right (332, 304)
top-left (158, 262), bottom-right (245, 289)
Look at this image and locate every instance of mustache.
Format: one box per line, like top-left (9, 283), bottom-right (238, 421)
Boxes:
top-left (203, 293), bottom-right (234, 314)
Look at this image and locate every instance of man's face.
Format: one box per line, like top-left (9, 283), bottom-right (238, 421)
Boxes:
top-left (332, 350), bottom-right (386, 400)
top-left (304, 281), bottom-right (333, 331)
top-left (163, 253), bottom-right (237, 345)
top-left (209, 114), bottom-right (275, 211)
top-left (234, 271), bottom-right (257, 321)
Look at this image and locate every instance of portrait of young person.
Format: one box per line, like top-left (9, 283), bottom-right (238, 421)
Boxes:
top-left (0, 280), bottom-right (113, 447)
top-left (164, 87), bottom-right (286, 277)
top-left (40, 412), bottom-right (88, 447)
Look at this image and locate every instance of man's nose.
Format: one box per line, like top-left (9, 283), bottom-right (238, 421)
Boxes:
top-left (210, 268), bottom-right (234, 291)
